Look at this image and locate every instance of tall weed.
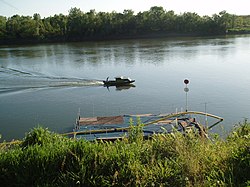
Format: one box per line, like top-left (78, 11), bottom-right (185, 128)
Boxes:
top-left (0, 123), bottom-right (249, 186)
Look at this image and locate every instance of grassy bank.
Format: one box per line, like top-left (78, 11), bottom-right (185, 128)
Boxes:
top-left (227, 28), bottom-right (250, 34)
top-left (0, 123), bottom-right (249, 186)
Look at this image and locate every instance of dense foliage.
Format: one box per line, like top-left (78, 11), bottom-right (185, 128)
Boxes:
top-left (0, 122), bottom-right (249, 186)
top-left (1, 7), bottom-right (250, 44)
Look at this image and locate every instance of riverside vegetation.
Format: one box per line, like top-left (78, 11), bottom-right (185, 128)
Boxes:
top-left (1, 6), bottom-right (250, 45)
top-left (0, 120), bottom-right (249, 186)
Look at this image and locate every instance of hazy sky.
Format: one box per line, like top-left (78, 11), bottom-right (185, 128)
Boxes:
top-left (0, 0), bottom-right (249, 18)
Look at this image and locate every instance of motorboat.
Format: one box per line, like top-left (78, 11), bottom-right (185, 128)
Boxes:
top-left (103, 76), bottom-right (135, 86)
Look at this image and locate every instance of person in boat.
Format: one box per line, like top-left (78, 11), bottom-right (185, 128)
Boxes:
top-left (106, 77), bottom-right (109, 82)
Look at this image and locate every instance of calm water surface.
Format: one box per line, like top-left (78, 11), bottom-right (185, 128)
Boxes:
top-left (1, 35), bottom-right (250, 141)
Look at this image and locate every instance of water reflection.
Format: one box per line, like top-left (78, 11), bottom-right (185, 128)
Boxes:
top-left (104, 84), bottom-right (136, 92)
top-left (1, 35), bottom-right (250, 141)
top-left (0, 36), bottom-right (238, 69)
top-left (115, 84), bottom-right (136, 91)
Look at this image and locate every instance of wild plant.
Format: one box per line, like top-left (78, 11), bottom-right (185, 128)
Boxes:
top-left (0, 122), bottom-right (249, 186)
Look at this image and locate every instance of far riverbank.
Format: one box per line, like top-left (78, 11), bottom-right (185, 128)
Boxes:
top-left (1, 31), bottom-right (250, 46)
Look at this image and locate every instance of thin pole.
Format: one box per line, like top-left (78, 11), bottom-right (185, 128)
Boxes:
top-left (185, 84), bottom-right (188, 112)
top-left (184, 79), bottom-right (189, 112)
top-left (205, 102), bottom-right (208, 128)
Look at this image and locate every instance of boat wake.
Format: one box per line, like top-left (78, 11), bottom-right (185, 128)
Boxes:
top-left (0, 67), bottom-right (104, 95)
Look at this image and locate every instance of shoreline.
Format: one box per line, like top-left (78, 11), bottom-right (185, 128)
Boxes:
top-left (1, 31), bottom-right (250, 46)
top-left (0, 32), bottom-right (230, 46)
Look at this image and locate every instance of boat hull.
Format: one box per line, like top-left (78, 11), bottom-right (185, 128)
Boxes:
top-left (103, 80), bottom-right (135, 86)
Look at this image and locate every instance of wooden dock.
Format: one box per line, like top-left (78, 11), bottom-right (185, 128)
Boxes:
top-left (77, 116), bottom-right (124, 126)
top-left (67, 111), bottom-right (223, 141)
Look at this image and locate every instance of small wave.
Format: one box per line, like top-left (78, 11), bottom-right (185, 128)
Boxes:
top-left (0, 82), bottom-right (103, 95)
top-left (7, 68), bottom-right (33, 75)
top-left (0, 67), bottom-right (104, 95)
top-left (0, 67), bottom-right (33, 76)
top-left (0, 86), bottom-right (45, 95)
top-left (48, 80), bottom-right (104, 88)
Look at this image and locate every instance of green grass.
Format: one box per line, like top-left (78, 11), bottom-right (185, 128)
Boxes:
top-left (0, 123), bottom-right (249, 186)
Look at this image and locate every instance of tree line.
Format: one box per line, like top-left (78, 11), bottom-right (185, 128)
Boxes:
top-left (0, 6), bottom-right (250, 44)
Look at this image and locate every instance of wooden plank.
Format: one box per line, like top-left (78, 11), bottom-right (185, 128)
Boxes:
top-left (78, 116), bottom-right (124, 125)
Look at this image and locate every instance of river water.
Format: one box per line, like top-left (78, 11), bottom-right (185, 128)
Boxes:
top-left (1, 35), bottom-right (250, 141)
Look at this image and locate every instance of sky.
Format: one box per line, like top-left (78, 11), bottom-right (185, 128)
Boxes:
top-left (0, 0), bottom-right (249, 18)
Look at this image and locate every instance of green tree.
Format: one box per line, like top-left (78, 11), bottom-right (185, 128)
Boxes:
top-left (96, 12), bottom-right (112, 37)
top-left (1, 6), bottom-right (241, 44)
top-left (85, 9), bottom-right (99, 37)
top-left (42, 17), bottom-right (54, 38)
top-left (162, 10), bottom-right (177, 32)
top-left (50, 14), bottom-right (68, 38)
top-left (185, 12), bottom-right (201, 32)
top-left (235, 16), bottom-right (244, 28)
top-left (33, 13), bottom-right (42, 38)
top-left (135, 11), bottom-right (150, 33)
top-left (0, 16), bottom-right (7, 39)
top-left (218, 10), bottom-right (232, 32)
top-left (148, 6), bottom-right (166, 32)
top-left (111, 12), bottom-right (124, 35)
top-left (122, 9), bottom-right (136, 34)
top-left (6, 15), bottom-right (21, 39)
top-left (67, 7), bottom-right (85, 39)
top-left (6, 15), bottom-right (37, 39)
top-left (18, 16), bottom-right (37, 38)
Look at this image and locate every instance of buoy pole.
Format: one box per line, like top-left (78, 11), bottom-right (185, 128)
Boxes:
top-left (184, 79), bottom-right (189, 112)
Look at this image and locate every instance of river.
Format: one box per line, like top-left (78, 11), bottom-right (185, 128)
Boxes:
top-left (1, 35), bottom-right (250, 141)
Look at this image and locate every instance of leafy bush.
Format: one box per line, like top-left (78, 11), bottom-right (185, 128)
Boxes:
top-left (0, 123), bottom-right (249, 186)
top-left (127, 117), bottom-right (144, 143)
top-left (21, 126), bottom-right (66, 147)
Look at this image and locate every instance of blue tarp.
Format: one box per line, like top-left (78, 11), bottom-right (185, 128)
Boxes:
top-left (74, 115), bottom-right (188, 141)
